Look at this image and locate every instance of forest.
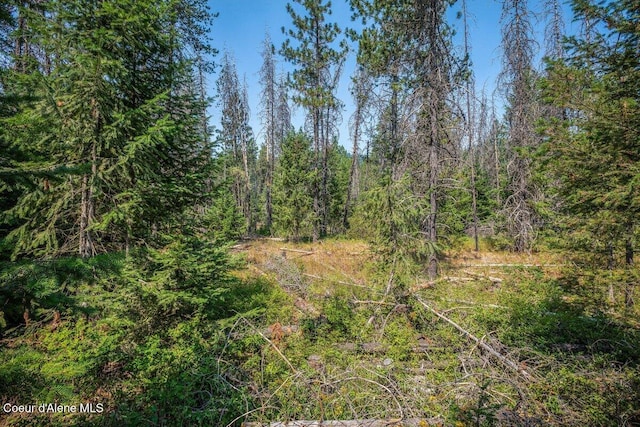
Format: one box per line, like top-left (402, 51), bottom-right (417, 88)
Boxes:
top-left (0, 0), bottom-right (639, 425)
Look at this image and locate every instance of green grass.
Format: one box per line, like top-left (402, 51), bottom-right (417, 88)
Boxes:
top-left (2, 240), bottom-right (639, 426)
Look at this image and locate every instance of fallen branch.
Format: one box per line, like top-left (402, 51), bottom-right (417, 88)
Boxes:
top-left (461, 270), bottom-right (503, 283)
top-left (442, 276), bottom-right (475, 282)
top-left (280, 247), bottom-right (315, 255)
top-left (321, 261), bottom-right (361, 286)
top-left (440, 298), bottom-right (508, 309)
top-left (415, 297), bottom-right (534, 382)
top-left (242, 318), bottom-right (298, 375)
top-left (352, 300), bottom-right (396, 306)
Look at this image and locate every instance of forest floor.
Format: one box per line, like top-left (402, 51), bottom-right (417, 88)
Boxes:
top-left (229, 238), bottom-right (640, 426)
top-left (1, 239), bottom-right (638, 426)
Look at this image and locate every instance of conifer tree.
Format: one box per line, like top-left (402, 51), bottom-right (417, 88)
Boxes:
top-left (350, 0), bottom-right (458, 279)
top-left (541, 0), bottom-right (639, 270)
top-left (342, 66), bottom-right (372, 229)
top-left (259, 33), bottom-right (277, 232)
top-left (281, 0), bottom-right (347, 241)
top-left (499, 0), bottom-right (541, 252)
top-left (216, 52), bottom-right (257, 232)
top-left (0, 0), bottom-right (215, 259)
top-left (272, 131), bottom-right (314, 241)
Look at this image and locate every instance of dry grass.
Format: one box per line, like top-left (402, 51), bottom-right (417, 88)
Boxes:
top-left (239, 238), bottom-right (371, 286)
top-left (230, 238), bottom-right (640, 426)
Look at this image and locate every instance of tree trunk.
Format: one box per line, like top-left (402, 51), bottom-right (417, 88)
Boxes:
top-left (625, 228), bottom-right (634, 307)
top-left (343, 103), bottom-right (361, 230)
top-left (427, 140), bottom-right (438, 280)
top-left (312, 107), bottom-right (320, 242)
top-left (241, 127), bottom-right (252, 233)
top-left (79, 175), bottom-right (92, 258)
top-left (79, 142), bottom-right (96, 258)
top-left (462, 0), bottom-right (479, 252)
top-left (321, 105), bottom-right (330, 236)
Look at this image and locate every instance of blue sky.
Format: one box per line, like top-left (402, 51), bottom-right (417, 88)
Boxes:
top-left (206, 0), bottom-right (577, 149)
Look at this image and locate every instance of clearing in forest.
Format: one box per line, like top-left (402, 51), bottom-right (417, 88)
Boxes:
top-left (227, 238), bottom-right (640, 426)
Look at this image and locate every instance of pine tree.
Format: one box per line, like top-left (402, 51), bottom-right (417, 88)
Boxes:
top-left (342, 66), bottom-right (372, 229)
top-left (259, 33), bottom-right (278, 233)
top-left (272, 131), bottom-right (314, 241)
top-left (281, 0), bottom-right (347, 241)
top-left (350, 0), bottom-right (458, 279)
top-left (499, 0), bottom-right (541, 252)
top-left (216, 52), bottom-right (257, 233)
top-left (540, 0), bottom-right (639, 269)
top-left (0, 0), bottom-right (215, 259)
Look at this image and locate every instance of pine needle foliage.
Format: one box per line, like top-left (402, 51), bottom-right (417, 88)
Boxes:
top-left (272, 131), bottom-right (315, 241)
top-left (0, 0), bottom-right (214, 260)
top-left (540, 0), bottom-right (640, 267)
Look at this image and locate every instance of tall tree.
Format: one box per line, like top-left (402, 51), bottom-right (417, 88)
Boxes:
top-left (0, 0), bottom-right (215, 259)
top-left (259, 33), bottom-right (276, 232)
top-left (272, 131), bottom-right (314, 241)
top-left (275, 75), bottom-right (292, 149)
top-left (540, 0), bottom-right (639, 273)
top-left (216, 52), bottom-right (256, 232)
top-left (544, 0), bottom-right (565, 61)
top-left (281, 0), bottom-right (347, 241)
top-left (342, 66), bottom-right (372, 229)
top-left (499, 0), bottom-right (540, 252)
top-left (351, 0), bottom-right (459, 279)
top-left (462, 0), bottom-right (479, 251)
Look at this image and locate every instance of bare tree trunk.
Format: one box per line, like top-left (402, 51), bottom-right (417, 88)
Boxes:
top-left (624, 223), bottom-right (635, 306)
top-left (241, 131), bottom-right (252, 232)
top-left (462, 0), bottom-right (479, 252)
top-left (343, 77), bottom-right (364, 229)
top-left (312, 106), bottom-right (320, 243)
top-left (321, 105), bottom-right (330, 237)
top-left (79, 142), bottom-right (96, 258)
top-left (493, 119), bottom-right (501, 207)
top-left (79, 175), bottom-right (92, 258)
top-left (427, 140), bottom-right (438, 279)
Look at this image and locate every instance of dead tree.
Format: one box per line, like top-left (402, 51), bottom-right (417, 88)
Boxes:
top-left (259, 33), bottom-right (277, 232)
top-left (499, 0), bottom-right (540, 252)
top-left (342, 66), bottom-right (372, 229)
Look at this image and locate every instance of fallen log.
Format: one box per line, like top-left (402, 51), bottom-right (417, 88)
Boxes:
top-left (461, 270), bottom-right (504, 283)
top-left (280, 247), bottom-right (315, 255)
top-left (415, 297), bottom-right (534, 382)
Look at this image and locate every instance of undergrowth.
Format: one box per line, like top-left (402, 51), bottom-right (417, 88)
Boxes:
top-left (2, 238), bottom-right (639, 426)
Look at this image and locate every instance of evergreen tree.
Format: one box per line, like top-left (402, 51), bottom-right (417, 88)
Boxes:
top-left (326, 142), bottom-right (351, 234)
top-left (216, 52), bottom-right (257, 233)
top-left (0, 0), bottom-right (215, 259)
top-left (259, 33), bottom-right (278, 233)
top-left (272, 131), bottom-right (314, 241)
top-left (540, 0), bottom-right (639, 268)
top-left (281, 0), bottom-right (347, 241)
top-left (350, 0), bottom-right (459, 279)
top-left (342, 66), bottom-right (372, 230)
